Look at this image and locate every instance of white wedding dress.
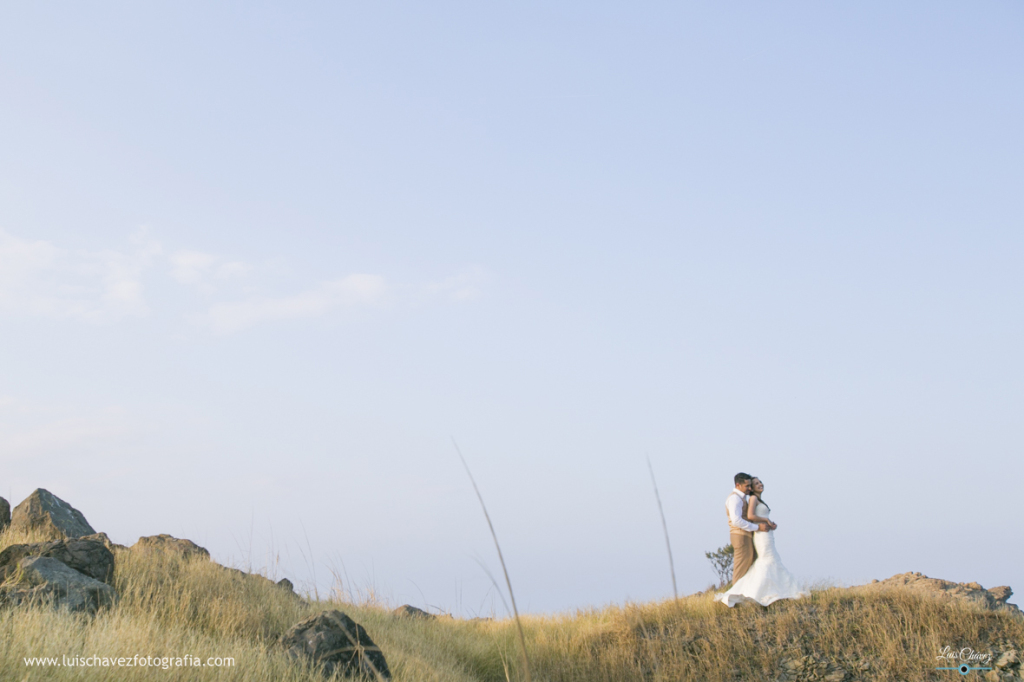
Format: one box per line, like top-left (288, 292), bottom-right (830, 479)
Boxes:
top-left (717, 502), bottom-right (809, 607)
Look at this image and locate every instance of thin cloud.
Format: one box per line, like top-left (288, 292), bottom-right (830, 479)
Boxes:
top-left (216, 261), bottom-right (251, 279)
top-left (169, 250), bottom-right (252, 291)
top-left (169, 250), bottom-right (218, 285)
top-left (0, 229), bottom-right (160, 322)
top-left (0, 396), bottom-right (132, 459)
top-left (425, 266), bottom-right (485, 301)
top-left (204, 273), bottom-right (387, 334)
top-left (1, 230), bottom-right (481, 332)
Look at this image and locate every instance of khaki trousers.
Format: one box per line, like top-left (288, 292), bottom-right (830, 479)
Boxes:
top-left (730, 530), bottom-right (757, 583)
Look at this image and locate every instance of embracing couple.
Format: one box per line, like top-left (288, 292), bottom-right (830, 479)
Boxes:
top-left (717, 472), bottom-right (808, 607)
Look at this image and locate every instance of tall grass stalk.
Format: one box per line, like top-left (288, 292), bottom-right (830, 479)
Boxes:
top-left (452, 438), bottom-right (532, 682)
top-left (646, 455), bottom-right (678, 601)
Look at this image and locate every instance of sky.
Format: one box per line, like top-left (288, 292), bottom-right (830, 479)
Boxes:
top-left (1, 1), bottom-right (1022, 615)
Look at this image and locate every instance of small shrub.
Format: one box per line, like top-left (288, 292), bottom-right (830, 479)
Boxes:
top-left (705, 544), bottom-right (734, 587)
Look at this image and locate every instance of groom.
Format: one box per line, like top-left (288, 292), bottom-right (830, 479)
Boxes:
top-left (726, 472), bottom-right (773, 583)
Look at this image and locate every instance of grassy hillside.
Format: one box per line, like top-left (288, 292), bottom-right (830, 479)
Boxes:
top-left (1, 527), bottom-right (1021, 681)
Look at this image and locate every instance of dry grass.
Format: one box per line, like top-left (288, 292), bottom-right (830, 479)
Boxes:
top-left (1, 527), bottom-right (1021, 681)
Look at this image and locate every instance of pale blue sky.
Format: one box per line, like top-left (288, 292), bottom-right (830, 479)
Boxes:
top-left (1, 2), bottom-right (1022, 614)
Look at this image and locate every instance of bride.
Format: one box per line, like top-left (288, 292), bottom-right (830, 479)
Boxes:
top-left (717, 477), bottom-right (808, 607)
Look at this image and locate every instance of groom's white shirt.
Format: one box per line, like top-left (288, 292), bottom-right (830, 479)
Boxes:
top-left (726, 488), bottom-right (759, 532)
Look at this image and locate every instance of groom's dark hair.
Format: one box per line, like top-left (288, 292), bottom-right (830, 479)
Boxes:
top-left (734, 472), bottom-right (753, 486)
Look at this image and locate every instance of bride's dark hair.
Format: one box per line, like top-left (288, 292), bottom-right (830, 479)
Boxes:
top-left (751, 477), bottom-right (770, 512)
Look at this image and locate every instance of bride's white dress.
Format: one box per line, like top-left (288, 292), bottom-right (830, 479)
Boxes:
top-left (717, 502), bottom-right (808, 607)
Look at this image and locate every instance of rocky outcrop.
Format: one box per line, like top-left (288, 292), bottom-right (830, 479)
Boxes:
top-left (0, 496), bottom-right (10, 531)
top-left (81, 532), bottom-right (127, 552)
top-left (862, 572), bottom-right (1020, 614)
top-left (779, 643), bottom-right (1021, 682)
top-left (273, 577), bottom-right (304, 601)
top-left (994, 650), bottom-right (1021, 676)
top-left (131, 534), bottom-right (210, 560)
top-left (9, 489), bottom-right (95, 539)
top-left (217, 566), bottom-right (305, 603)
top-left (0, 491), bottom-right (119, 615)
top-left (281, 610), bottom-right (390, 679)
top-left (0, 537), bottom-right (115, 585)
top-left (393, 604), bottom-right (435, 619)
top-left (778, 653), bottom-right (872, 682)
top-left (3, 556), bottom-right (116, 614)
top-left (988, 585), bottom-right (1014, 604)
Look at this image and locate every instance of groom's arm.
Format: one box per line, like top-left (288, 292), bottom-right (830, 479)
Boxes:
top-left (727, 495), bottom-right (760, 532)
top-left (743, 496), bottom-right (777, 530)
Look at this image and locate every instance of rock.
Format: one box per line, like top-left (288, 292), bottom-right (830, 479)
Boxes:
top-left (0, 537), bottom-right (115, 585)
top-left (281, 610), bottom-right (390, 679)
top-left (393, 605), bottom-right (435, 619)
top-left (3, 556), bottom-right (116, 614)
top-left (81, 532), bottom-right (128, 552)
top-left (989, 586), bottom-right (1013, 604)
top-left (209, 565), bottom-right (306, 604)
top-left (131, 534), bottom-right (210, 560)
top-left (10, 489), bottom-right (95, 539)
top-left (862, 573), bottom-right (1021, 614)
top-left (996, 651), bottom-right (1020, 670)
top-left (261, 575), bottom-right (305, 603)
top-left (0, 496), bottom-right (10, 531)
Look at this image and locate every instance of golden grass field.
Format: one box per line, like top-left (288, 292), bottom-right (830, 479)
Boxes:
top-left (1, 526), bottom-right (1021, 681)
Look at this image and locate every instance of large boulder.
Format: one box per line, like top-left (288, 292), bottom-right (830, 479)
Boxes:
top-left (0, 537), bottom-right (114, 585)
top-left (281, 610), bottom-right (391, 679)
top-left (0, 496), bottom-right (10, 531)
top-left (10, 489), bottom-right (95, 539)
top-left (131, 534), bottom-right (210, 560)
top-left (864, 573), bottom-right (1019, 614)
top-left (3, 556), bottom-right (116, 614)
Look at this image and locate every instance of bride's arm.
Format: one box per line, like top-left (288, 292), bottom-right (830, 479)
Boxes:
top-left (744, 495), bottom-right (772, 525)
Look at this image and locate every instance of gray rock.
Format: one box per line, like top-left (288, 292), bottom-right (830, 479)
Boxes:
top-left (0, 537), bottom-right (114, 585)
top-left (260, 575), bottom-right (305, 603)
top-left (81, 532), bottom-right (128, 552)
top-left (393, 604), bottom-right (435, 619)
top-left (131, 534), bottom-right (209, 560)
top-left (0, 496), bottom-right (10, 531)
top-left (4, 556), bottom-right (116, 614)
top-left (10, 489), bottom-right (95, 539)
top-left (281, 610), bottom-right (390, 679)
